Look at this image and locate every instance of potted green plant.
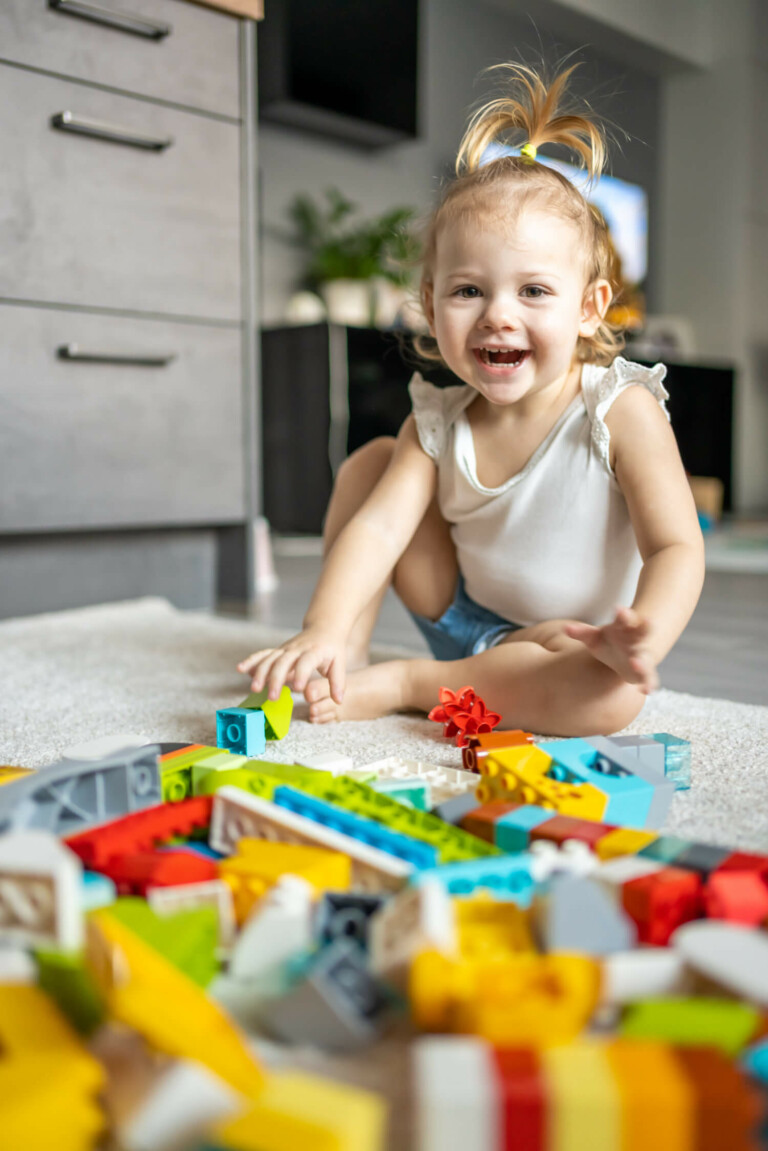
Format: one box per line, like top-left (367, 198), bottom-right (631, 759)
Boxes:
top-left (285, 188), bottom-right (415, 327)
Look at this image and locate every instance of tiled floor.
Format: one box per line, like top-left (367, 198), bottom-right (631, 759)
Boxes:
top-left (244, 541), bottom-right (768, 707)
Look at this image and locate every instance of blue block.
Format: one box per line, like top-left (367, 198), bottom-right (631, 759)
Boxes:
top-left (495, 805), bottom-right (555, 852)
top-left (538, 738), bottom-right (654, 826)
top-left (82, 871), bottom-right (117, 911)
top-left (216, 707), bottom-right (266, 757)
top-left (651, 733), bottom-right (692, 790)
top-left (272, 786), bottom-right (438, 870)
top-left (742, 1037), bottom-right (768, 1084)
top-left (409, 855), bottom-right (535, 905)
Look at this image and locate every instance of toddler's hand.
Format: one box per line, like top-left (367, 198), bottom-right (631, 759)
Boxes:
top-left (237, 627), bottom-right (347, 705)
top-left (564, 607), bottom-right (659, 694)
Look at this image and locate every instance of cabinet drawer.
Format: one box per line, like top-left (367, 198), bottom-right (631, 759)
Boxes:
top-left (0, 0), bottom-right (240, 120)
top-left (0, 305), bottom-right (246, 531)
top-left (0, 66), bottom-right (241, 321)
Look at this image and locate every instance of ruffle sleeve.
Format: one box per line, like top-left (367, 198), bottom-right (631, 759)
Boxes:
top-left (583, 356), bottom-right (671, 477)
top-left (408, 372), bottom-right (475, 461)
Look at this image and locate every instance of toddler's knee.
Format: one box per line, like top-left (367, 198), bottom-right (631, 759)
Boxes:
top-left (591, 682), bottom-right (645, 735)
top-left (336, 437), bottom-right (396, 488)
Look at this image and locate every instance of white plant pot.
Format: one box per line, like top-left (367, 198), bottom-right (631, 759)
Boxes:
top-left (320, 279), bottom-right (373, 327)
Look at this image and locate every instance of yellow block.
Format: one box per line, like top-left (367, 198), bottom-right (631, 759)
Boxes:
top-left (0, 984), bottom-right (105, 1151)
top-left (596, 829), bottom-right (658, 860)
top-left (542, 1039), bottom-right (621, 1151)
top-left (221, 838), bottom-right (351, 922)
top-left (214, 1070), bottom-right (386, 1151)
top-left (606, 1040), bottom-right (694, 1151)
top-left (87, 911), bottom-right (265, 1099)
top-left (477, 746), bottom-right (608, 820)
top-left (455, 894), bottom-right (534, 961)
top-left (0, 764), bottom-right (34, 785)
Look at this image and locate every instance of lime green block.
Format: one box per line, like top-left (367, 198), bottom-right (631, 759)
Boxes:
top-left (195, 751), bottom-right (250, 770)
top-left (161, 766), bottom-right (192, 803)
top-left (620, 998), bottom-right (760, 1057)
top-left (238, 686), bottom-right (293, 739)
top-left (160, 745), bottom-right (220, 771)
top-left (35, 948), bottom-right (106, 1035)
top-left (194, 766), bottom-right (276, 801)
top-left (243, 761), bottom-right (335, 788)
top-left (107, 898), bottom-right (219, 988)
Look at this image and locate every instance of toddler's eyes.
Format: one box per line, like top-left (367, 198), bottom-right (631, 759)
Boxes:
top-left (454, 285), bottom-right (481, 298)
top-left (522, 286), bottom-right (547, 298)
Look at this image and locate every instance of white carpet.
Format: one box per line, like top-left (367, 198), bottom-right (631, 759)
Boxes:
top-left (2, 597), bottom-right (768, 852)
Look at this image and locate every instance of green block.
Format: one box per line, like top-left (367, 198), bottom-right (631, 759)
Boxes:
top-left (161, 766), bottom-right (192, 803)
top-left (245, 761), bottom-right (335, 788)
top-left (194, 751), bottom-right (250, 770)
top-left (194, 766), bottom-right (276, 801)
top-left (35, 948), bottom-right (106, 1036)
top-left (238, 685), bottom-right (293, 739)
top-left (160, 745), bottom-right (220, 771)
top-left (620, 998), bottom-right (760, 1057)
top-left (372, 780), bottom-right (430, 811)
top-left (638, 835), bottom-right (691, 864)
top-left (107, 898), bottom-right (219, 988)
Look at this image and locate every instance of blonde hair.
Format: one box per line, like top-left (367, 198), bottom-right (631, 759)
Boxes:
top-left (414, 60), bottom-right (626, 368)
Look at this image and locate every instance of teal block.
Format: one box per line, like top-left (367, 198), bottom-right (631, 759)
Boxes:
top-left (409, 855), bottom-right (535, 904)
top-left (651, 733), bottom-right (692, 790)
top-left (216, 707), bottom-right (266, 757)
top-left (638, 835), bottom-right (691, 863)
top-left (495, 805), bottom-right (555, 852)
top-left (538, 738), bottom-right (654, 826)
top-left (371, 779), bottom-right (430, 811)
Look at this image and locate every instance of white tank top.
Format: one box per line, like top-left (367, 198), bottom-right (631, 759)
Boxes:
top-left (409, 356), bottom-right (670, 627)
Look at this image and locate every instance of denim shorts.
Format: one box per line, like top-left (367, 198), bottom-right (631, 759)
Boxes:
top-left (407, 574), bottom-right (522, 661)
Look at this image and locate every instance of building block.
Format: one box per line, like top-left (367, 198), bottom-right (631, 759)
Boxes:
top-left (595, 828), bottom-right (658, 860)
top-left (674, 1045), bottom-right (763, 1151)
top-left (87, 907), bottom-right (266, 1097)
top-left (492, 1047), bottom-right (547, 1151)
top-left (671, 921), bottom-right (768, 1006)
top-left (99, 847), bottom-right (219, 897)
top-left (106, 897), bottom-right (219, 987)
top-left (0, 983), bottom-right (106, 1151)
top-left (461, 801), bottom-right (522, 845)
top-left (238, 685), bottom-right (293, 739)
top-left (492, 805), bottom-right (556, 852)
top-left (353, 756), bottom-right (479, 807)
top-left (228, 875), bottom-right (315, 982)
top-left (742, 1037), bottom-right (768, 1084)
top-left (542, 1039), bottom-right (621, 1151)
top-left (620, 998), bottom-right (761, 1057)
top-left (216, 708), bottom-right (267, 758)
top-left (714, 850), bottom-right (768, 877)
top-left (538, 738), bottom-right (655, 827)
top-left (532, 874), bottom-right (637, 954)
top-left (672, 842), bottom-right (732, 878)
top-left (650, 733), bottom-right (692, 790)
top-left (314, 891), bottom-right (386, 950)
top-left (428, 684), bottom-right (502, 747)
top-left (431, 791), bottom-right (481, 826)
top-left (369, 880), bottom-right (456, 986)
top-left (0, 948), bottom-right (37, 983)
top-left (527, 838), bottom-right (597, 882)
top-left (529, 814), bottom-right (616, 849)
top-left (220, 838), bottom-right (351, 923)
top-left (607, 734), bottom-right (667, 773)
top-left (65, 795), bottom-right (213, 870)
top-left (0, 830), bottom-right (83, 950)
top-left (461, 729), bottom-right (534, 773)
top-left (601, 949), bottom-right (690, 1005)
top-left (294, 750), bottom-right (355, 775)
top-left (213, 1069), bottom-right (386, 1151)
top-left (258, 936), bottom-right (391, 1051)
top-left (585, 735), bottom-right (676, 827)
top-left (482, 745), bottom-right (610, 821)
top-left (0, 764), bottom-right (34, 785)
top-left (148, 879), bottom-right (237, 952)
top-left (409, 855), bottom-right (535, 904)
top-left (35, 946), bottom-right (106, 1036)
top-left (82, 870), bottom-right (117, 910)
top-left (605, 1040), bottom-right (695, 1151)
top-left (0, 744), bottom-right (163, 835)
top-left (209, 788), bottom-right (411, 893)
top-left (637, 835), bottom-right (691, 864)
top-left (414, 1037), bottom-right (499, 1151)
top-left (703, 868), bottom-right (768, 925)
top-left (371, 777), bottom-right (431, 810)
top-left (455, 895), bottom-right (534, 961)
top-left (118, 1059), bottom-right (242, 1151)
top-left (620, 867), bottom-right (702, 946)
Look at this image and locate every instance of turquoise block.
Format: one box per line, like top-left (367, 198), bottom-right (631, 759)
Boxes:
top-left (651, 732), bottom-right (692, 790)
top-left (409, 855), bottom-right (535, 905)
top-left (82, 870), bottom-right (116, 910)
top-left (216, 707), bottom-right (266, 757)
top-left (742, 1037), bottom-right (768, 1083)
top-left (538, 738), bottom-right (654, 826)
top-left (638, 835), bottom-right (691, 863)
top-left (495, 805), bottom-right (555, 852)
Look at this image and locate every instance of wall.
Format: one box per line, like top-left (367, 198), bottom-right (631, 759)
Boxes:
top-left (257, 0), bottom-right (661, 324)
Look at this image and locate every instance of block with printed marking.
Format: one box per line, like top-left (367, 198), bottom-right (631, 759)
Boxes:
top-left (216, 708), bottom-right (266, 757)
top-left (0, 831), bottom-right (83, 950)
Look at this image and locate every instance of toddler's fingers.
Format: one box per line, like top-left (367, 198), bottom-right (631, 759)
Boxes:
top-left (248, 649), bottom-right (284, 692)
top-left (327, 659), bottom-right (346, 705)
top-left (238, 649), bottom-right (272, 674)
top-left (266, 648), bottom-right (302, 700)
top-left (292, 649), bottom-right (323, 692)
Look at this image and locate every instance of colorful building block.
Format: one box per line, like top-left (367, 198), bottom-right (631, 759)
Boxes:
top-left (492, 805), bottom-right (557, 852)
top-left (216, 708), bottom-right (267, 758)
top-left (595, 828), bottom-right (659, 860)
top-left (410, 855), bottom-right (535, 904)
top-left (585, 735), bottom-right (676, 827)
top-left (650, 733), bottom-right (692, 790)
top-left (220, 838), bottom-right (351, 924)
top-left (538, 739), bottom-right (656, 827)
top-left (238, 685), bottom-right (293, 739)
top-left (620, 867), bottom-right (703, 945)
top-left (0, 831), bottom-right (83, 950)
top-left (620, 998), bottom-right (761, 1056)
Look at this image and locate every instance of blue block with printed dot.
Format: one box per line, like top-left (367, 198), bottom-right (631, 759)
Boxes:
top-left (538, 738), bottom-right (654, 827)
top-left (216, 707), bottom-right (266, 757)
top-left (495, 805), bottom-right (556, 852)
top-left (409, 855), bottom-right (535, 905)
top-left (272, 785), bottom-right (437, 869)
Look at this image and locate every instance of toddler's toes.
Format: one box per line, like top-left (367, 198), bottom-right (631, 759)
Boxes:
top-left (305, 678), bottom-right (331, 705)
top-left (309, 697), bottom-right (339, 724)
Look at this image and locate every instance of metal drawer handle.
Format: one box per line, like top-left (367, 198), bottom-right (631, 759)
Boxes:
top-left (57, 344), bottom-right (176, 366)
top-left (48, 0), bottom-right (171, 40)
top-left (51, 111), bottom-right (173, 151)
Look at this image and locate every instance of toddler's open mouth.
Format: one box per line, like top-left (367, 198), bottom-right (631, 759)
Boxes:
top-left (474, 347), bottom-right (530, 368)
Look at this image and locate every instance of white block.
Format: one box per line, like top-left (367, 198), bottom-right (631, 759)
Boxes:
top-left (672, 921), bottom-right (768, 1005)
top-left (352, 757), bottom-right (479, 806)
top-left (602, 948), bottom-right (691, 1004)
top-left (414, 1036), bottom-right (498, 1151)
top-left (229, 875), bottom-right (314, 981)
top-left (294, 751), bottom-right (355, 775)
top-left (593, 855), bottom-right (664, 893)
top-left (0, 831), bottom-right (83, 950)
top-left (120, 1059), bottom-right (242, 1151)
top-left (148, 880), bottom-right (237, 952)
top-left (370, 880), bottom-right (457, 985)
top-left (0, 948), bottom-right (37, 983)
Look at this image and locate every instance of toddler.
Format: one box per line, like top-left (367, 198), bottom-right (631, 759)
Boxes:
top-left (240, 62), bottom-right (705, 736)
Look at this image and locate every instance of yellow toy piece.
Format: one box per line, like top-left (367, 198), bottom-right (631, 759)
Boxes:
top-left (87, 910), bottom-right (266, 1099)
top-left (542, 1040), bottom-right (621, 1151)
top-left (0, 983), bottom-right (105, 1151)
top-left (0, 764), bottom-right (34, 785)
top-left (455, 893), bottom-right (534, 961)
top-left (476, 745), bottom-right (553, 803)
top-left (596, 828), bottom-right (658, 860)
top-left (213, 1069), bottom-right (386, 1151)
top-left (409, 949), bottom-right (600, 1045)
top-left (477, 745), bottom-right (608, 820)
top-left (220, 839), bottom-right (351, 924)
top-left (238, 686), bottom-right (293, 740)
top-left (606, 1040), bottom-right (694, 1151)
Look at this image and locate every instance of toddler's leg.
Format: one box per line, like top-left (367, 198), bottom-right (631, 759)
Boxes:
top-left (306, 620), bottom-right (645, 736)
top-left (323, 437), bottom-right (457, 668)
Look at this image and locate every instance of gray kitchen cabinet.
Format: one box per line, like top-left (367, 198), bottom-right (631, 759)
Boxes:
top-left (0, 1), bottom-right (260, 617)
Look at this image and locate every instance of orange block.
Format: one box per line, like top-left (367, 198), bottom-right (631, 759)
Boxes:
top-left (606, 1040), bottom-right (694, 1151)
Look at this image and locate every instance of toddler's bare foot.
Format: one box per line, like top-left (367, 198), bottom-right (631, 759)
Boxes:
top-left (304, 660), bottom-right (410, 723)
top-left (565, 607), bottom-right (659, 694)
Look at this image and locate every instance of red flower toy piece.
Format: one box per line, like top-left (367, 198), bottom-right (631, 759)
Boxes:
top-left (428, 685), bottom-right (502, 747)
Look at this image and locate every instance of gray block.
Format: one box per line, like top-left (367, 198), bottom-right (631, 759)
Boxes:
top-left (534, 874), bottom-right (637, 955)
top-left (608, 735), bottom-right (666, 774)
top-left (431, 791), bottom-right (481, 826)
top-left (0, 746), bottom-right (162, 835)
top-left (585, 736), bottom-right (675, 827)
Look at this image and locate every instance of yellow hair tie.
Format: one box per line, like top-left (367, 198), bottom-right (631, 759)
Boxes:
top-left (520, 142), bottom-right (538, 160)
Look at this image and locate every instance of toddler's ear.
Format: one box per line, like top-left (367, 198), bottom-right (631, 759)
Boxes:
top-left (579, 278), bottom-right (613, 337)
top-left (422, 282), bottom-right (436, 336)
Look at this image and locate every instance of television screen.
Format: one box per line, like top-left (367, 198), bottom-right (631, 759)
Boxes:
top-left (481, 143), bottom-right (648, 288)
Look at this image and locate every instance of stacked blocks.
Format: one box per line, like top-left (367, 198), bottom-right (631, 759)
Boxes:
top-left (216, 686), bottom-right (293, 757)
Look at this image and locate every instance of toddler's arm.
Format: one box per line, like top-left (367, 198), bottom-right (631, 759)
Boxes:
top-left (566, 385), bottom-right (705, 693)
top-left (238, 417), bottom-right (438, 702)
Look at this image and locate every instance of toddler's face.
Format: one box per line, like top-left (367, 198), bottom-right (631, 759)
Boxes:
top-left (424, 206), bottom-right (608, 409)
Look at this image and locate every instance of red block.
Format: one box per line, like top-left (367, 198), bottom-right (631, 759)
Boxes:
top-left (704, 869), bottom-right (768, 925)
top-left (529, 815), bottom-right (615, 849)
top-left (621, 867), bottom-right (702, 945)
top-left (100, 848), bottom-right (218, 896)
top-left (65, 795), bottom-right (213, 870)
top-left (461, 802), bottom-right (522, 845)
top-left (674, 1046), bottom-right (763, 1151)
top-left (714, 851), bottom-right (768, 878)
top-left (492, 1047), bottom-right (547, 1151)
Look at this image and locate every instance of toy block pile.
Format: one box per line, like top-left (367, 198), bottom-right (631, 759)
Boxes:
top-left (0, 682), bottom-right (767, 1151)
